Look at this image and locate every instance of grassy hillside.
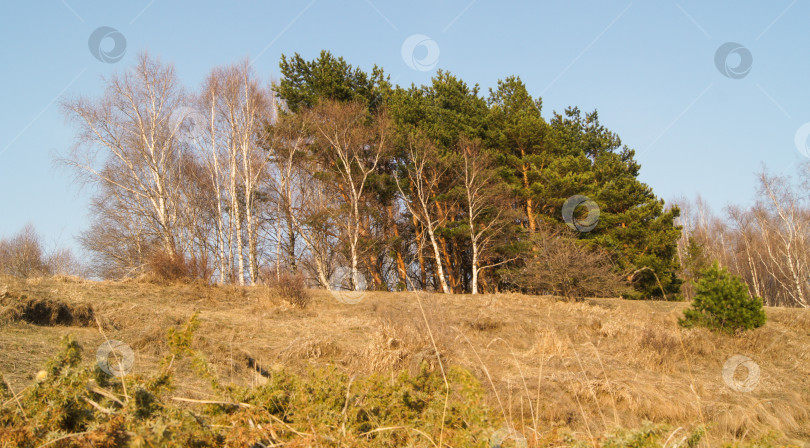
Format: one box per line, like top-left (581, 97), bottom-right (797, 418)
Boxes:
top-left (1, 275), bottom-right (809, 446)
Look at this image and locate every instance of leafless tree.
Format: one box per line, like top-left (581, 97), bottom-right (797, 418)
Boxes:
top-left (304, 100), bottom-right (391, 292)
top-left (502, 224), bottom-right (626, 299)
top-left (196, 71), bottom-right (233, 283)
top-left (675, 169), bottom-right (810, 308)
top-left (0, 223), bottom-right (50, 278)
top-left (727, 205), bottom-right (764, 300)
top-left (77, 183), bottom-right (155, 278)
top-left (395, 133), bottom-right (451, 294)
top-left (751, 171), bottom-right (809, 307)
top-left (61, 52), bottom-right (186, 259)
top-left (263, 110), bottom-right (336, 288)
top-left (212, 61), bottom-right (273, 285)
top-left (457, 138), bottom-right (512, 294)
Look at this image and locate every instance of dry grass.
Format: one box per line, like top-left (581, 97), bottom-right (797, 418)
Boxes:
top-left (0, 274), bottom-right (809, 445)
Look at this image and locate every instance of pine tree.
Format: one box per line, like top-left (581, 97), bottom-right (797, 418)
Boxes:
top-left (276, 53), bottom-right (685, 297)
top-left (277, 50), bottom-right (389, 112)
top-left (547, 107), bottom-right (682, 299)
top-left (679, 262), bottom-right (766, 333)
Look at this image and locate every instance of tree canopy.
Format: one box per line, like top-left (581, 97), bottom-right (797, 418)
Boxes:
top-left (274, 51), bottom-right (681, 298)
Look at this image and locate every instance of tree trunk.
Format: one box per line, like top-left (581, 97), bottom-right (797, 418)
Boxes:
top-left (521, 151), bottom-right (535, 234)
top-left (231, 157), bottom-right (245, 286)
top-left (471, 243), bottom-right (479, 294)
top-left (415, 218), bottom-right (427, 289)
top-left (388, 205), bottom-right (407, 288)
top-left (426, 225), bottom-right (450, 294)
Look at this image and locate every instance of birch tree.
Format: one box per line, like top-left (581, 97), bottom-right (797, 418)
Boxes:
top-left (305, 100), bottom-right (391, 292)
top-left (196, 72), bottom-right (233, 283)
top-left (395, 133), bottom-right (451, 294)
top-left (215, 61), bottom-right (272, 285)
top-left (61, 52), bottom-right (185, 259)
top-left (264, 111), bottom-right (334, 288)
top-left (457, 138), bottom-right (512, 294)
top-left (753, 172), bottom-right (809, 307)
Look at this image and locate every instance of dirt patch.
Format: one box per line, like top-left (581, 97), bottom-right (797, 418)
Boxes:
top-left (1, 294), bottom-right (95, 327)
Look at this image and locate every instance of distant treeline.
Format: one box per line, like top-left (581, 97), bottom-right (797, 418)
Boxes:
top-left (675, 167), bottom-right (810, 308)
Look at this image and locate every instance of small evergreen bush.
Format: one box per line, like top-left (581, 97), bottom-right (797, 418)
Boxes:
top-left (678, 262), bottom-right (766, 333)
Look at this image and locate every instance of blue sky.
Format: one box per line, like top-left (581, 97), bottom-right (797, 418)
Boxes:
top-left (1, 1), bottom-right (808, 253)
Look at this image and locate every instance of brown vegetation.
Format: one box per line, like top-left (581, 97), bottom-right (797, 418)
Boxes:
top-left (501, 224), bottom-right (627, 300)
top-left (266, 271), bottom-right (312, 309)
top-left (0, 224), bottom-right (84, 279)
top-left (0, 275), bottom-right (808, 445)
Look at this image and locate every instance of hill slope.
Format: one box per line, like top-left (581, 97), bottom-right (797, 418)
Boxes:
top-left (1, 275), bottom-right (809, 446)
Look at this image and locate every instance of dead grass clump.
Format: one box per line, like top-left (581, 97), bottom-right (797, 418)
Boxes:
top-left (279, 336), bottom-right (342, 361)
top-left (466, 314), bottom-right (503, 332)
top-left (768, 307), bottom-right (810, 333)
top-left (527, 330), bottom-right (570, 358)
top-left (362, 313), bottom-right (454, 373)
top-left (50, 274), bottom-right (86, 284)
top-left (678, 327), bottom-right (715, 358)
top-left (363, 321), bottom-right (411, 372)
top-left (577, 316), bottom-right (603, 334)
top-left (126, 321), bottom-right (174, 355)
top-left (595, 319), bottom-right (625, 338)
top-left (0, 294), bottom-right (94, 326)
top-left (638, 326), bottom-right (679, 362)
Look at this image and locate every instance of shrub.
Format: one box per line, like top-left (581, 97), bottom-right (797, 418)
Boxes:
top-left (146, 250), bottom-right (187, 281)
top-left (679, 262), bottom-right (766, 333)
top-left (0, 321), bottom-right (495, 448)
top-left (500, 226), bottom-right (627, 300)
top-left (0, 316), bottom-right (731, 447)
top-left (146, 249), bottom-right (210, 283)
top-left (268, 271), bottom-right (311, 308)
top-left (0, 224), bottom-right (50, 278)
top-left (45, 247), bottom-right (86, 277)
